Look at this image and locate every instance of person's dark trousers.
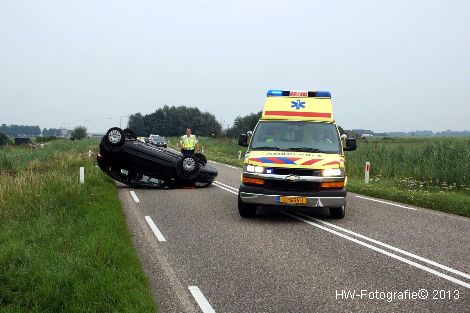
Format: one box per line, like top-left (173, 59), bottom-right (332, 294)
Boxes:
top-left (181, 149), bottom-right (195, 157)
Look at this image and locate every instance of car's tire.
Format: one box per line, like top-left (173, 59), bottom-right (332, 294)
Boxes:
top-left (193, 152), bottom-right (207, 166)
top-left (238, 195), bottom-right (257, 218)
top-left (123, 128), bottom-right (137, 140)
top-left (329, 205), bottom-right (346, 219)
top-left (176, 155), bottom-right (200, 180)
top-left (105, 127), bottom-right (125, 146)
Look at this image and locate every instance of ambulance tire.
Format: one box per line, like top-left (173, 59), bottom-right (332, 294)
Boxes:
top-left (329, 205), bottom-right (345, 219)
top-left (238, 195), bottom-right (257, 218)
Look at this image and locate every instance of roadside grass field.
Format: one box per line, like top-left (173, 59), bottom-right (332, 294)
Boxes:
top-left (0, 140), bottom-right (157, 312)
top-left (169, 136), bottom-right (470, 217)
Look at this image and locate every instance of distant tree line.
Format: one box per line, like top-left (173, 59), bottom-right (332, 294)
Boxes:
top-left (42, 128), bottom-right (63, 137)
top-left (128, 105), bottom-right (222, 137)
top-left (0, 124), bottom-right (41, 137)
top-left (226, 111), bottom-right (262, 138)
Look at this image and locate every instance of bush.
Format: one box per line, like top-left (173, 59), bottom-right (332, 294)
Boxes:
top-left (0, 132), bottom-right (11, 146)
top-left (70, 126), bottom-right (87, 140)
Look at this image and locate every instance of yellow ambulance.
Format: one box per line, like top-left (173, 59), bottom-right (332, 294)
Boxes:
top-left (237, 90), bottom-right (357, 219)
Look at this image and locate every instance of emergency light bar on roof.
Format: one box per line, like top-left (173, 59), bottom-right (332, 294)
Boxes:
top-left (267, 90), bottom-right (331, 98)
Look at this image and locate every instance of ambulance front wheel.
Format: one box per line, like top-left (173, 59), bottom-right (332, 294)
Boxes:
top-left (238, 195), bottom-right (257, 218)
top-left (329, 205), bottom-right (345, 219)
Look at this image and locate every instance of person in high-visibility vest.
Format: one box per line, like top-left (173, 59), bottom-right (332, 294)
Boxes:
top-left (178, 127), bottom-right (199, 157)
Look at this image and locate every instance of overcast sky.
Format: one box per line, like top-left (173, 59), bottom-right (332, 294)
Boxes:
top-left (1, 0), bottom-right (469, 133)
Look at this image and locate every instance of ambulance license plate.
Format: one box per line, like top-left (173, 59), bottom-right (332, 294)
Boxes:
top-left (277, 196), bottom-right (307, 205)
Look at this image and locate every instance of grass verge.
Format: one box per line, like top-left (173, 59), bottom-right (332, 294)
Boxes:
top-left (0, 140), bottom-right (157, 312)
top-left (347, 177), bottom-right (470, 217)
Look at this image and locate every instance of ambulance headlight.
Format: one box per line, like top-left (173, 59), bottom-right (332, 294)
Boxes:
top-left (322, 168), bottom-right (342, 177)
top-left (245, 165), bottom-right (265, 173)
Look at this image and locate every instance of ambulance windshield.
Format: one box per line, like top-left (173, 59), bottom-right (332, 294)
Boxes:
top-left (250, 121), bottom-right (341, 154)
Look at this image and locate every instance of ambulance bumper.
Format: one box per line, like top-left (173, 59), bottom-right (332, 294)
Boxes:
top-left (239, 184), bottom-right (346, 208)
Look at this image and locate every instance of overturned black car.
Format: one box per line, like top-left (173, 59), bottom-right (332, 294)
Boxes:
top-left (97, 127), bottom-right (217, 188)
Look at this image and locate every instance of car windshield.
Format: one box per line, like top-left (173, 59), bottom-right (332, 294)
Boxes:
top-left (250, 121), bottom-right (341, 154)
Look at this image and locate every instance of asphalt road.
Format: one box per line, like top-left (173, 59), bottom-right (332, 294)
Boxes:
top-left (119, 161), bottom-right (470, 313)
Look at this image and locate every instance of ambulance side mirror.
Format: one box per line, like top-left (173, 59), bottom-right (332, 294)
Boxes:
top-left (238, 134), bottom-right (248, 147)
top-left (343, 138), bottom-right (357, 151)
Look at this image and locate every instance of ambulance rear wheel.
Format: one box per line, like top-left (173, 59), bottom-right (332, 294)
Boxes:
top-left (238, 195), bottom-right (257, 218)
top-left (329, 205), bottom-right (345, 219)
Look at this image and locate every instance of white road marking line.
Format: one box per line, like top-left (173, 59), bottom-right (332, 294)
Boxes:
top-left (188, 286), bottom-right (216, 313)
top-left (213, 184), bottom-right (470, 287)
top-left (145, 216), bottom-right (167, 242)
top-left (283, 212), bottom-right (470, 289)
top-left (296, 212), bottom-right (470, 281)
top-left (213, 181), bottom-right (239, 192)
top-left (130, 190), bottom-right (140, 203)
top-left (213, 182), bottom-right (238, 195)
top-left (355, 195), bottom-right (417, 211)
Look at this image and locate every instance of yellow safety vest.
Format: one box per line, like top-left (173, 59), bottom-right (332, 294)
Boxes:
top-left (181, 135), bottom-right (196, 150)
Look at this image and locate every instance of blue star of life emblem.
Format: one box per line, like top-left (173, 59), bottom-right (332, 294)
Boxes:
top-left (291, 99), bottom-right (306, 110)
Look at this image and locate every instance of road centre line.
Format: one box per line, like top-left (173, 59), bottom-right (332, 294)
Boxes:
top-left (213, 181), bottom-right (239, 192)
top-left (283, 212), bottom-right (470, 289)
top-left (295, 212), bottom-right (470, 281)
top-left (188, 286), bottom-right (216, 313)
top-left (355, 195), bottom-right (417, 211)
top-left (130, 190), bottom-right (140, 203)
top-left (213, 182), bottom-right (238, 195)
top-left (145, 216), bottom-right (167, 242)
top-left (211, 182), bottom-right (470, 288)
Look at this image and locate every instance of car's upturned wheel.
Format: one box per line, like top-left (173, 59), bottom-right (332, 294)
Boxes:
top-left (176, 155), bottom-right (200, 180)
top-left (123, 128), bottom-right (137, 139)
top-left (329, 205), bottom-right (346, 219)
top-left (105, 127), bottom-right (125, 146)
top-left (193, 152), bottom-right (207, 166)
top-left (238, 195), bottom-right (257, 218)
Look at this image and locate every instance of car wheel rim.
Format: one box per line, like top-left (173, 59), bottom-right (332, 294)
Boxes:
top-left (182, 158), bottom-right (196, 172)
top-left (108, 130), bottom-right (122, 144)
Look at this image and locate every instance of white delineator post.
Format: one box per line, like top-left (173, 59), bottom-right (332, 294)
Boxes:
top-left (238, 150), bottom-right (242, 160)
top-left (80, 167), bottom-right (85, 184)
top-left (201, 147), bottom-right (204, 154)
top-left (365, 162), bottom-right (370, 184)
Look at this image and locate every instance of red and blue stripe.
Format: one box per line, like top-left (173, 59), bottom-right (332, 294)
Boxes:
top-left (249, 157), bottom-right (300, 164)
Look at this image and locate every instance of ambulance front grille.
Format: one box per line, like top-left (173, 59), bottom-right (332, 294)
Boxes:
top-left (264, 180), bottom-right (321, 191)
top-left (271, 168), bottom-right (321, 176)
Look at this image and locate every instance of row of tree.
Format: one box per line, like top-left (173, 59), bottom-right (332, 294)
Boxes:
top-left (225, 111), bottom-right (262, 138)
top-left (128, 106), bottom-right (222, 137)
top-left (0, 124), bottom-right (41, 137)
top-left (1, 106), bottom-right (350, 140)
top-left (42, 128), bottom-right (63, 137)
